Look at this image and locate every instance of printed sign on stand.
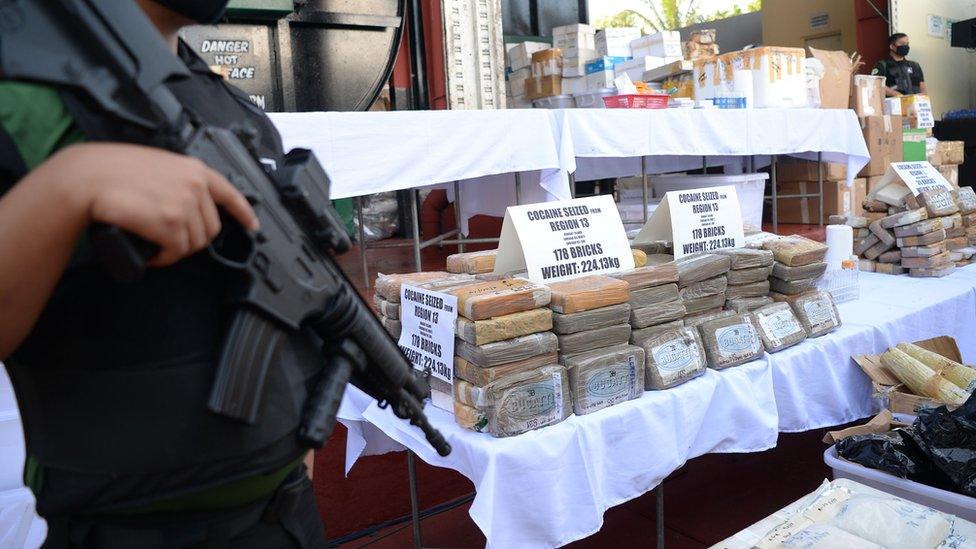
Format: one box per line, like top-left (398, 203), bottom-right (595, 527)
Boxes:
top-left (868, 161), bottom-right (952, 206)
top-left (397, 284), bottom-right (458, 384)
top-left (493, 195), bottom-right (635, 283)
top-left (633, 185), bottom-right (745, 259)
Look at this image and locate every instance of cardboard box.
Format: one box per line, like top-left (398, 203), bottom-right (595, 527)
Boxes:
top-left (884, 97), bottom-right (902, 116)
top-left (900, 94), bottom-right (935, 129)
top-left (776, 158), bottom-right (847, 182)
top-left (809, 48), bottom-right (855, 110)
top-left (939, 141), bottom-right (965, 165)
top-left (585, 56), bottom-right (629, 74)
top-left (822, 410), bottom-right (908, 445)
top-left (614, 56), bottom-right (670, 81)
top-left (508, 41), bottom-right (549, 71)
top-left (630, 31), bottom-right (682, 59)
top-left (561, 76), bottom-right (586, 96)
top-left (927, 137), bottom-right (942, 167)
top-left (775, 178), bottom-right (866, 224)
top-left (584, 69), bottom-right (615, 91)
top-left (553, 24), bottom-right (596, 51)
top-left (851, 75), bottom-right (885, 117)
top-left (595, 27), bottom-right (641, 57)
top-left (525, 75), bottom-right (561, 100)
top-left (903, 128), bottom-right (928, 162)
top-left (853, 336), bottom-right (963, 415)
top-left (858, 115), bottom-right (904, 177)
top-left (530, 49), bottom-right (562, 78)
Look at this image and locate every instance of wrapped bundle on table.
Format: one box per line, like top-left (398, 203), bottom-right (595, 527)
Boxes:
top-left (751, 302), bottom-right (807, 352)
top-left (454, 365), bottom-right (572, 437)
top-left (788, 290), bottom-right (841, 338)
top-left (639, 327), bottom-right (708, 389)
top-left (547, 275), bottom-right (632, 359)
top-left (696, 313), bottom-right (764, 370)
top-left (675, 253), bottom-right (731, 322)
top-left (763, 236), bottom-right (827, 300)
top-left (717, 248), bottom-right (773, 308)
top-left (446, 249), bottom-right (498, 275)
top-left (609, 261), bottom-right (687, 346)
top-left (563, 344), bottom-right (646, 415)
top-left (373, 271), bottom-right (475, 338)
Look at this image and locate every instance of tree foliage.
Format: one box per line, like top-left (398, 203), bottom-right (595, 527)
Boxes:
top-left (595, 0), bottom-right (762, 33)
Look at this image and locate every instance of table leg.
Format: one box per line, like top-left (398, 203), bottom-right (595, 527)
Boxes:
top-left (771, 155), bottom-right (779, 234)
top-left (569, 172), bottom-right (577, 199)
top-left (356, 196), bottom-right (369, 288)
top-left (642, 156), bottom-right (649, 224)
top-left (656, 484), bottom-right (665, 549)
top-left (515, 172), bottom-right (523, 205)
top-left (453, 180), bottom-right (465, 253)
top-left (410, 189), bottom-right (422, 272)
top-left (817, 151), bottom-right (824, 227)
top-left (408, 451), bottom-right (423, 549)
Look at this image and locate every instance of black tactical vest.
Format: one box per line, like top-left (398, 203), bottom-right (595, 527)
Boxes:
top-left (2, 42), bottom-right (321, 516)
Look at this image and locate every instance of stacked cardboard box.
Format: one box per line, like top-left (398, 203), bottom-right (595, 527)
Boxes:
top-left (774, 158), bottom-right (867, 224)
top-left (506, 41), bottom-right (549, 108)
top-left (858, 115), bottom-right (904, 180)
top-left (762, 235), bottom-right (828, 300)
top-left (553, 24), bottom-right (597, 95)
top-left (526, 48), bottom-right (563, 100)
top-left (595, 27), bottom-right (641, 57)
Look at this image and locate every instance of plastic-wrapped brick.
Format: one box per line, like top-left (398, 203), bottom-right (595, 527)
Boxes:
top-left (771, 261), bottom-right (827, 281)
top-left (683, 309), bottom-right (734, 328)
top-left (727, 265), bottom-right (774, 285)
top-left (450, 279), bottom-right (552, 320)
top-left (678, 275), bottom-right (728, 300)
top-left (715, 248), bottom-right (774, 269)
top-left (789, 290), bottom-right (841, 338)
top-left (556, 324), bottom-right (632, 356)
top-left (676, 254), bottom-right (731, 287)
top-left (564, 344), bottom-right (645, 415)
top-left (769, 276), bottom-right (818, 295)
top-left (629, 301), bottom-right (686, 328)
top-left (373, 295), bottom-right (400, 319)
top-left (725, 280), bottom-right (770, 300)
top-left (630, 320), bottom-right (684, 345)
top-left (726, 296), bottom-right (774, 313)
top-left (455, 308), bottom-right (552, 346)
top-left (375, 272), bottom-right (471, 302)
top-left (454, 353), bottom-right (558, 386)
top-left (762, 235), bottom-right (828, 266)
top-left (641, 327), bottom-right (707, 389)
top-left (547, 275), bottom-right (630, 314)
top-left (609, 262), bottom-right (679, 290)
top-left (629, 283), bottom-right (680, 309)
top-left (455, 332), bottom-right (558, 368)
top-left (380, 316), bottom-right (401, 338)
top-left (751, 303), bottom-right (807, 352)
top-left (551, 303), bottom-right (631, 335)
top-left (484, 366), bottom-right (572, 437)
top-left (681, 292), bottom-right (726, 315)
top-left (446, 249), bottom-right (497, 274)
top-left (698, 314), bottom-right (764, 369)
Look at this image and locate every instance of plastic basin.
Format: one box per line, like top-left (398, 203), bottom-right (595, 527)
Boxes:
top-left (824, 445), bottom-right (976, 522)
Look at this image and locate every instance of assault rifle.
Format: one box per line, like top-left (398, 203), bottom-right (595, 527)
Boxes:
top-left (0, 0), bottom-right (450, 456)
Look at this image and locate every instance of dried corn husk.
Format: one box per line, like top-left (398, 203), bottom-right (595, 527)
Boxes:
top-left (762, 236), bottom-right (827, 266)
top-left (455, 308), bottom-right (552, 346)
top-left (446, 249), bottom-right (497, 274)
top-left (551, 303), bottom-right (631, 335)
top-left (564, 344), bottom-right (645, 415)
top-left (752, 303), bottom-right (807, 352)
top-left (727, 265), bottom-right (774, 285)
top-left (640, 327), bottom-right (707, 389)
top-left (454, 353), bottom-right (557, 386)
top-left (698, 314), bottom-right (764, 370)
top-left (896, 343), bottom-right (976, 393)
top-left (547, 275), bottom-right (630, 314)
top-left (880, 348), bottom-right (969, 406)
top-left (556, 324), bottom-right (631, 356)
top-left (789, 291), bottom-right (840, 337)
top-left (455, 332), bottom-right (558, 368)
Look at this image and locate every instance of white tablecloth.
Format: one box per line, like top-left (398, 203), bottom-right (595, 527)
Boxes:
top-left (269, 110), bottom-right (571, 233)
top-left (338, 264), bottom-right (976, 548)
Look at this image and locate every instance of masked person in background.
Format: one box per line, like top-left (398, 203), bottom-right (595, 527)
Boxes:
top-left (873, 32), bottom-right (928, 97)
top-left (0, 1), bottom-right (328, 547)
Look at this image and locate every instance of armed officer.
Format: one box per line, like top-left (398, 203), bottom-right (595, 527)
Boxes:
top-left (0, 0), bottom-right (329, 546)
top-left (873, 32), bottom-right (928, 97)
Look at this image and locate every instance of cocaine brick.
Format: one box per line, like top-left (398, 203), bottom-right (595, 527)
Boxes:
top-left (762, 236), bottom-right (828, 267)
top-left (918, 189), bottom-right (959, 217)
top-left (683, 309), bottom-right (735, 328)
top-left (564, 344), bottom-right (645, 415)
top-left (894, 218), bottom-right (943, 238)
top-left (726, 296), bottom-right (774, 313)
top-left (675, 254), bottom-right (731, 287)
top-left (630, 320), bottom-right (684, 345)
top-left (725, 280), bottom-right (770, 300)
top-left (877, 250), bottom-right (902, 264)
top-left (771, 261), bottom-right (827, 281)
top-left (556, 324), bottom-right (631, 356)
top-left (863, 239), bottom-right (895, 260)
top-left (698, 314), bottom-right (764, 370)
top-left (678, 275), bottom-right (728, 300)
top-left (955, 187), bottom-right (976, 214)
top-left (375, 271), bottom-right (468, 302)
top-left (454, 401), bottom-right (487, 432)
top-left (897, 229), bottom-right (948, 248)
top-left (629, 302), bottom-right (686, 329)
top-left (858, 259), bottom-right (877, 272)
top-left (681, 292), bottom-right (727, 315)
top-left (551, 303), bottom-right (631, 335)
top-left (727, 265), bottom-right (774, 285)
top-left (380, 316), bottom-right (401, 338)
top-left (715, 248), bottom-right (774, 269)
top-left (456, 308), bottom-right (552, 346)
top-left (610, 262), bottom-right (679, 290)
top-left (868, 220), bottom-right (896, 246)
top-left (901, 242), bottom-right (947, 258)
top-left (854, 228), bottom-right (871, 239)
top-left (901, 252), bottom-right (953, 270)
top-left (629, 283), bottom-right (680, 309)
top-left (940, 213), bottom-right (963, 231)
top-left (789, 291), bottom-right (841, 338)
top-left (547, 275), bottom-right (629, 314)
top-left (875, 262), bottom-right (906, 275)
top-left (947, 226), bottom-right (967, 239)
top-left (879, 208), bottom-right (928, 229)
top-left (452, 279), bottom-right (551, 320)
top-left (751, 303), bottom-right (807, 352)
top-left (455, 331), bottom-right (558, 368)
top-left (446, 249), bottom-right (497, 274)
top-left (769, 276), bottom-right (818, 295)
top-left (862, 198), bottom-right (889, 213)
top-left (484, 366), bottom-right (572, 437)
top-left (373, 295), bottom-right (400, 319)
top-left (640, 327), bottom-right (708, 390)
top-left (910, 266), bottom-right (956, 278)
top-left (863, 211), bottom-right (887, 223)
top-left (454, 352), bottom-right (558, 386)
top-left (964, 212), bottom-right (976, 227)
top-left (853, 234), bottom-right (880, 256)
top-left (947, 237), bottom-right (969, 251)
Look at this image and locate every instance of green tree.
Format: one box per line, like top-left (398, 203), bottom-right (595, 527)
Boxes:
top-left (596, 0), bottom-right (763, 32)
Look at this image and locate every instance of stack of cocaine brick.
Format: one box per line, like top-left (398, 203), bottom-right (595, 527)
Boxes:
top-left (547, 275), bottom-right (645, 415)
top-left (762, 235), bottom-right (828, 300)
top-left (450, 278), bottom-right (578, 437)
top-left (610, 257), bottom-right (682, 345)
top-left (446, 249), bottom-right (498, 275)
top-left (847, 187), bottom-right (976, 277)
top-left (716, 248), bottom-right (775, 313)
top-left (373, 271), bottom-right (475, 338)
top-left (675, 253), bottom-right (732, 327)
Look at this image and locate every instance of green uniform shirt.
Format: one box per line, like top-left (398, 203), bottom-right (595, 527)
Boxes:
top-left (0, 81), bottom-right (304, 513)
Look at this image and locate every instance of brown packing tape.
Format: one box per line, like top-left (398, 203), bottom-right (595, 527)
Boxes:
top-left (822, 410), bottom-right (895, 444)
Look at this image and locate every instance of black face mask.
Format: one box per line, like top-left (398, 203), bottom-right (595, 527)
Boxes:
top-left (154, 0), bottom-right (229, 24)
top-left (895, 45), bottom-right (910, 57)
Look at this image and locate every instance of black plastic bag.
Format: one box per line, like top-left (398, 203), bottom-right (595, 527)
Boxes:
top-left (837, 427), bottom-right (955, 490)
top-left (913, 392), bottom-right (976, 497)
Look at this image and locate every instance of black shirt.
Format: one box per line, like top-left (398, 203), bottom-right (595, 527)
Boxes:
top-left (873, 58), bottom-right (924, 95)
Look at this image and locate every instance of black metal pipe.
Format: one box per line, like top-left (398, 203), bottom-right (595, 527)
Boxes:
top-left (405, 0), bottom-right (429, 110)
top-left (529, 0), bottom-right (539, 36)
top-left (577, 0), bottom-right (589, 24)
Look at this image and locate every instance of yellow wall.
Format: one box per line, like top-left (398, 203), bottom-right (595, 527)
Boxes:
top-left (762, 0), bottom-right (857, 54)
top-left (891, 0), bottom-right (976, 114)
